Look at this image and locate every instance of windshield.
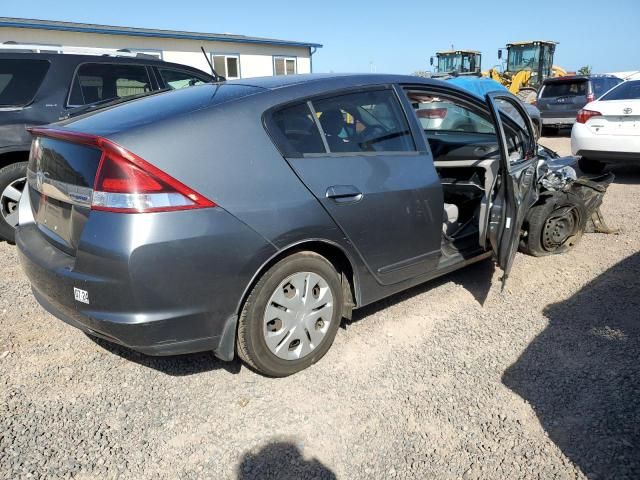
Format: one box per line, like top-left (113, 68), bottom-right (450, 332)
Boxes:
top-left (438, 55), bottom-right (460, 73)
top-left (507, 45), bottom-right (540, 72)
top-left (601, 80), bottom-right (640, 101)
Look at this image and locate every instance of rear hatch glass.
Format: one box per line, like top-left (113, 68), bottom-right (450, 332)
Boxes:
top-left (27, 136), bottom-right (102, 255)
top-left (538, 79), bottom-right (588, 114)
top-left (0, 59), bottom-right (50, 107)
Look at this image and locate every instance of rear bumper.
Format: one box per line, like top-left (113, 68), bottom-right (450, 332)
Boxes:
top-left (571, 123), bottom-right (640, 160)
top-left (16, 192), bottom-right (276, 359)
top-left (31, 285), bottom-right (236, 357)
top-left (541, 116), bottom-right (576, 126)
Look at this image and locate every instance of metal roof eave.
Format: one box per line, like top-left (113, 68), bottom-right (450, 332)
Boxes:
top-left (0, 19), bottom-right (323, 49)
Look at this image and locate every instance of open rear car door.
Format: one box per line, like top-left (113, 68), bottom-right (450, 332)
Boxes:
top-left (483, 92), bottom-right (540, 286)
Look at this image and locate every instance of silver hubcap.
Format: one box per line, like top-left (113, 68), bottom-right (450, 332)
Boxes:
top-left (0, 177), bottom-right (26, 228)
top-left (263, 271), bottom-right (334, 361)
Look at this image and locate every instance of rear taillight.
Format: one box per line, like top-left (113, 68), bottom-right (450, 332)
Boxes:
top-left (418, 108), bottom-right (448, 119)
top-left (576, 109), bottom-right (602, 124)
top-left (27, 127), bottom-right (216, 213)
top-left (586, 93), bottom-right (595, 103)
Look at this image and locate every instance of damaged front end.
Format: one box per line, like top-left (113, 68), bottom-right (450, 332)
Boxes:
top-left (520, 146), bottom-right (616, 257)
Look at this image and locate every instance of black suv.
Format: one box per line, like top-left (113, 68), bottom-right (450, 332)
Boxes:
top-left (0, 51), bottom-right (214, 242)
top-left (537, 74), bottom-right (622, 134)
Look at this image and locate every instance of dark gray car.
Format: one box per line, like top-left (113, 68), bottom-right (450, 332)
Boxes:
top-left (537, 75), bottom-right (622, 133)
top-left (16, 74), bottom-right (541, 376)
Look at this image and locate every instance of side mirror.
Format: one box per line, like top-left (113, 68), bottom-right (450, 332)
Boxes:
top-left (498, 49), bottom-right (503, 60)
top-left (430, 57), bottom-right (434, 66)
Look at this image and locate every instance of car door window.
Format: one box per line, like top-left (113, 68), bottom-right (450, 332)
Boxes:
top-left (407, 92), bottom-right (495, 134)
top-left (311, 89), bottom-right (416, 153)
top-left (269, 102), bottom-right (326, 156)
top-left (495, 100), bottom-right (532, 163)
top-left (158, 68), bottom-right (210, 90)
top-left (68, 63), bottom-right (152, 106)
top-left (0, 59), bottom-right (50, 107)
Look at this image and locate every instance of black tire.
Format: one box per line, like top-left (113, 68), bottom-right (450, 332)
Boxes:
top-left (0, 162), bottom-right (28, 243)
top-left (578, 157), bottom-right (606, 174)
top-left (520, 192), bottom-right (588, 257)
top-left (541, 126), bottom-right (558, 137)
top-left (237, 251), bottom-right (344, 377)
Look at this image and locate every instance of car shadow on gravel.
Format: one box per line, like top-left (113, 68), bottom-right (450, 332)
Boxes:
top-left (237, 441), bottom-right (336, 480)
top-left (608, 165), bottom-right (640, 185)
top-left (503, 252), bottom-right (640, 479)
top-left (88, 336), bottom-right (242, 376)
top-left (346, 258), bottom-right (495, 325)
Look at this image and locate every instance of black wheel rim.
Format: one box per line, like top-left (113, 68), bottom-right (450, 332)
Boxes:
top-left (542, 205), bottom-right (581, 251)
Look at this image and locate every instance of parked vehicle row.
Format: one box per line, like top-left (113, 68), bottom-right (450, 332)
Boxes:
top-left (0, 50), bottom-right (214, 242)
top-left (15, 73), bottom-right (612, 376)
top-left (537, 74), bottom-right (622, 133)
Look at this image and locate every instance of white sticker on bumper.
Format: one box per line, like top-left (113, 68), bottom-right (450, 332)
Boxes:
top-left (73, 287), bottom-right (90, 304)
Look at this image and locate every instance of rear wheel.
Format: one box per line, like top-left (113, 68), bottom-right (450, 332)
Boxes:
top-left (0, 162), bottom-right (28, 243)
top-left (237, 252), bottom-right (343, 377)
top-left (520, 192), bottom-right (587, 257)
top-left (578, 157), bottom-right (606, 174)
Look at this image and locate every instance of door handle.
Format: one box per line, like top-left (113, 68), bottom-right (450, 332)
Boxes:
top-left (325, 185), bottom-right (363, 204)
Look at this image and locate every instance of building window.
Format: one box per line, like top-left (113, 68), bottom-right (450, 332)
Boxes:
top-left (274, 57), bottom-right (296, 76)
top-left (212, 54), bottom-right (240, 80)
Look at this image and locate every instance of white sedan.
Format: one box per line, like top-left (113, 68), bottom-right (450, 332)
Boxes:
top-left (571, 80), bottom-right (640, 173)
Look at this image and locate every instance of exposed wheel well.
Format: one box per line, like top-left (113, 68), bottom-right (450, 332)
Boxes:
top-left (238, 240), bottom-right (358, 318)
top-left (0, 150), bottom-right (29, 170)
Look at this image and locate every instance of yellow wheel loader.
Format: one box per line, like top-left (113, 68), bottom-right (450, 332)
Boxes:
top-left (430, 50), bottom-right (482, 77)
top-left (483, 41), bottom-right (567, 103)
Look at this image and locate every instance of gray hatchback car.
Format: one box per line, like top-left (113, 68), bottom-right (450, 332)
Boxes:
top-left (16, 74), bottom-right (540, 376)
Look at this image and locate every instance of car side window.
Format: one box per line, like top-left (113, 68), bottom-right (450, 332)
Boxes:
top-left (495, 99), bottom-right (533, 163)
top-left (311, 89), bottom-right (416, 153)
top-left (158, 68), bottom-right (210, 90)
top-left (269, 103), bottom-right (326, 156)
top-left (407, 91), bottom-right (496, 134)
top-left (68, 63), bottom-right (152, 106)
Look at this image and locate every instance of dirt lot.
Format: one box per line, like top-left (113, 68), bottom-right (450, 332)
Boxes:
top-left (1, 135), bottom-right (639, 480)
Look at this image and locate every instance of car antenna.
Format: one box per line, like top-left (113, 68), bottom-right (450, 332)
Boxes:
top-left (201, 46), bottom-right (225, 82)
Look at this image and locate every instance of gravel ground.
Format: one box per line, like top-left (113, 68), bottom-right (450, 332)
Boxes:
top-left (1, 135), bottom-right (639, 479)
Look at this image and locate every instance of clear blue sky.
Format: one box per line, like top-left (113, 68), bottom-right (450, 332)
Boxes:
top-left (4, 0), bottom-right (640, 74)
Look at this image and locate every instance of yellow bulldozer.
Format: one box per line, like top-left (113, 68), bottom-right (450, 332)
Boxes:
top-left (484, 40), bottom-right (567, 103)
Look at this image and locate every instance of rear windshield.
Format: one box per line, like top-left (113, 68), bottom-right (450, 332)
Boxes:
top-left (0, 59), bottom-right (50, 107)
top-left (601, 80), bottom-right (640, 101)
top-left (540, 80), bottom-right (587, 98)
top-left (591, 77), bottom-right (623, 97)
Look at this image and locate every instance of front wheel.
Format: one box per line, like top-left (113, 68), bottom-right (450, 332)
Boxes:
top-left (0, 162), bottom-right (28, 243)
top-left (237, 252), bottom-right (344, 377)
top-left (520, 192), bottom-right (588, 257)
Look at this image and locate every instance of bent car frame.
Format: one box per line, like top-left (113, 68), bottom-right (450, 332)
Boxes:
top-left (18, 74), bottom-right (546, 376)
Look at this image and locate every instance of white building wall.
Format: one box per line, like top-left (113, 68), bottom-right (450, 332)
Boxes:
top-left (0, 27), bottom-right (313, 78)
